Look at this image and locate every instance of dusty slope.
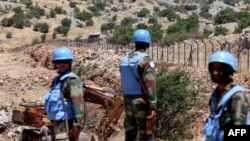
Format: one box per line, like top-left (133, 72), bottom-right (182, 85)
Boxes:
top-left (1, 44), bottom-right (250, 140)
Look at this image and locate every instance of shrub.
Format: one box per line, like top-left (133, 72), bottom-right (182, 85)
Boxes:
top-left (6, 32), bottom-right (12, 38)
top-left (40, 34), bottom-right (46, 42)
top-left (69, 2), bottom-right (77, 8)
top-left (1, 18), bottom-right (13, 27)
top-left (33, 23), bottom-right (49, 33)
top-left (155, 65), bottom-right (201, 141)
top-left (86, 19), bottom-right (94, 26)
top-left (148, 17), bottom-right (158, 24)
top-left (214, 26), bottom-right (228, 36)
top-left (101, 22), bottom-right (115, 32)
top-left (137, 8), bottom-right (150, 17)
top-left (61, 18), bottom-right (71, 27)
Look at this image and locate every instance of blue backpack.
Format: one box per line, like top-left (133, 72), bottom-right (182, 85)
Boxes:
top-left (203, 85), bottom-right (250, 141)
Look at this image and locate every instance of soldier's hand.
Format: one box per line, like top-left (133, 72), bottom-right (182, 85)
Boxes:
top-left (147, 110), bottom-right (156, 122)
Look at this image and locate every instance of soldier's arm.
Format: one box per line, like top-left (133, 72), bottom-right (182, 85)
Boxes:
top-left (138, 56), bottom-right (157, 110)
top-left (63, 77), bottom-right (84, 118)
top-left (231, 91), bottom-right (249, 125)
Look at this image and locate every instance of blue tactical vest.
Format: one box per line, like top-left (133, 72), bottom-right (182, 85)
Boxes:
top-left (43, 72), bottom-right (80, 121)
top-left (203, 85), bottom-right (250, 141)
top-left (120, 52), bottom-right (149, 95)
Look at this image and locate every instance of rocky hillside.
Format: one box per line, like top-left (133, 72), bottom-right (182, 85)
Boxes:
top-left (1, 0), bottom-right (250, 141)
top-left (0, 0), bottom-right (249, 49)
top-left (0, 43), bottom-right (250, 140)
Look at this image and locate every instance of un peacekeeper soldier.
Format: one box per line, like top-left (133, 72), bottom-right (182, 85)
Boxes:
top-left (120, 29), bottom-right (157, 141)
top-left (43, 47), bottom-right (84, 141)
top-left (203, 51), bottom-right (249, 141)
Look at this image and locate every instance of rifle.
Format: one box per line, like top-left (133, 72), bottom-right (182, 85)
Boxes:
top-left (139, 81), bottom-right (153, 135)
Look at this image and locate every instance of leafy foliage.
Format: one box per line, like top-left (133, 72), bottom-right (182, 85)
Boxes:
top-left (164, 15), bottom-right (201, 44)
top-left (120, 17), bottom-right (138, 26)
top-left (214, 8), bottom-right (237, 24)
top-left (155, 65), bottom-right (201, 141)
top-left (158, 7), bottom-right (180, 22)
top-left (136, 8), bottom-right (150, 17)
top-left (26, 6), bottom-right (45, 19)
top-left (74, 9), bottom-right (93, 21)
top-left (33, 23), bottom-right (49, 33)
top-left (101, 22), bottom-right (116, 32)
top-left (214, 26), bottom-right (228, 36)
top-left (108, 25), bottom-right (134, 45)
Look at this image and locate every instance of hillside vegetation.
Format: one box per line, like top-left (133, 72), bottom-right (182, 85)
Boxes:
top-left (0, 0), bottom-right (250, 49)
top-left (1, 0), bottom-right (250, 141)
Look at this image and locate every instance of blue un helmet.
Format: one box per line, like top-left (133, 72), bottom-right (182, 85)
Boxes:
top-left (132, 29), bottom-right (151, 44)
top-left (52, 46), bottom-right (74, 62)
top-left (209, 51), bottom-right (237, 72)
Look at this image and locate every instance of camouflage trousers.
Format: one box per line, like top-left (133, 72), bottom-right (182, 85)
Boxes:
top-left (124, 96), bottom-right (154, 141)
top-left (51, 120), bottom-right (82, 141)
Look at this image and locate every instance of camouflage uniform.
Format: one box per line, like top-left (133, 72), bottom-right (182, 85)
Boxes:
top-left (51, 74), bottom-right (84, 141)
top-left (123, 50), bottom-right (157, 141)
top-left (213, 81), bottom-right (249, 127)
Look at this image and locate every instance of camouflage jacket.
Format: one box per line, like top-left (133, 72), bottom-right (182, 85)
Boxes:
top-left (213, 82), bottom-right (249, 127)
top-left (130, 50), bottom-right (157, 110)
top-left (61, 74), bottom-right (84, 119)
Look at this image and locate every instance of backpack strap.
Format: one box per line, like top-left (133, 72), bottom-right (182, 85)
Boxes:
top-left (210, 85), bottom-right (246, 118)
top-left (60, 72), bottom-right (78, 81)
top-left (58, 72), bottom-right (80, 140)
top-left (59, 72), bottom-right (80, 89)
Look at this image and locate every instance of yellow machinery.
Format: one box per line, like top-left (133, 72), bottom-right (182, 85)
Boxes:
top-left (12, 85), bottom-right (124, 140)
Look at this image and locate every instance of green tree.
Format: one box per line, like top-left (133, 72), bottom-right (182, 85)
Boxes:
top-left (120, 17), bottom-right (137, 26)
top-left (214, 8), bottom-right (237, 24)
top-left (108, 25), bottom-right (134, 45)
top-left (158, 8), bottom-right (180, 22)
top-left (26, 6), bottom-right (45, 19)
top-left (55, 26), bottom-right (70, 36)
top-left (167, 15), bottom-right (199, 34)
top-left (33, 23), bottom-right (49, 33)
top-left (101, 22), bottom-right (115, 32)
top-left (148, 24), bottom-right (163, 42)
top-left (61, 18), bottom-right (71, 27)
top-left (137, 8), bottom-right (150, 17)
top-left (74, 10), bottom-right (92, 21)
top-left (54, 6), bottom-right (66, 14)
top-left (12, 13), bottom-right (26, 29)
